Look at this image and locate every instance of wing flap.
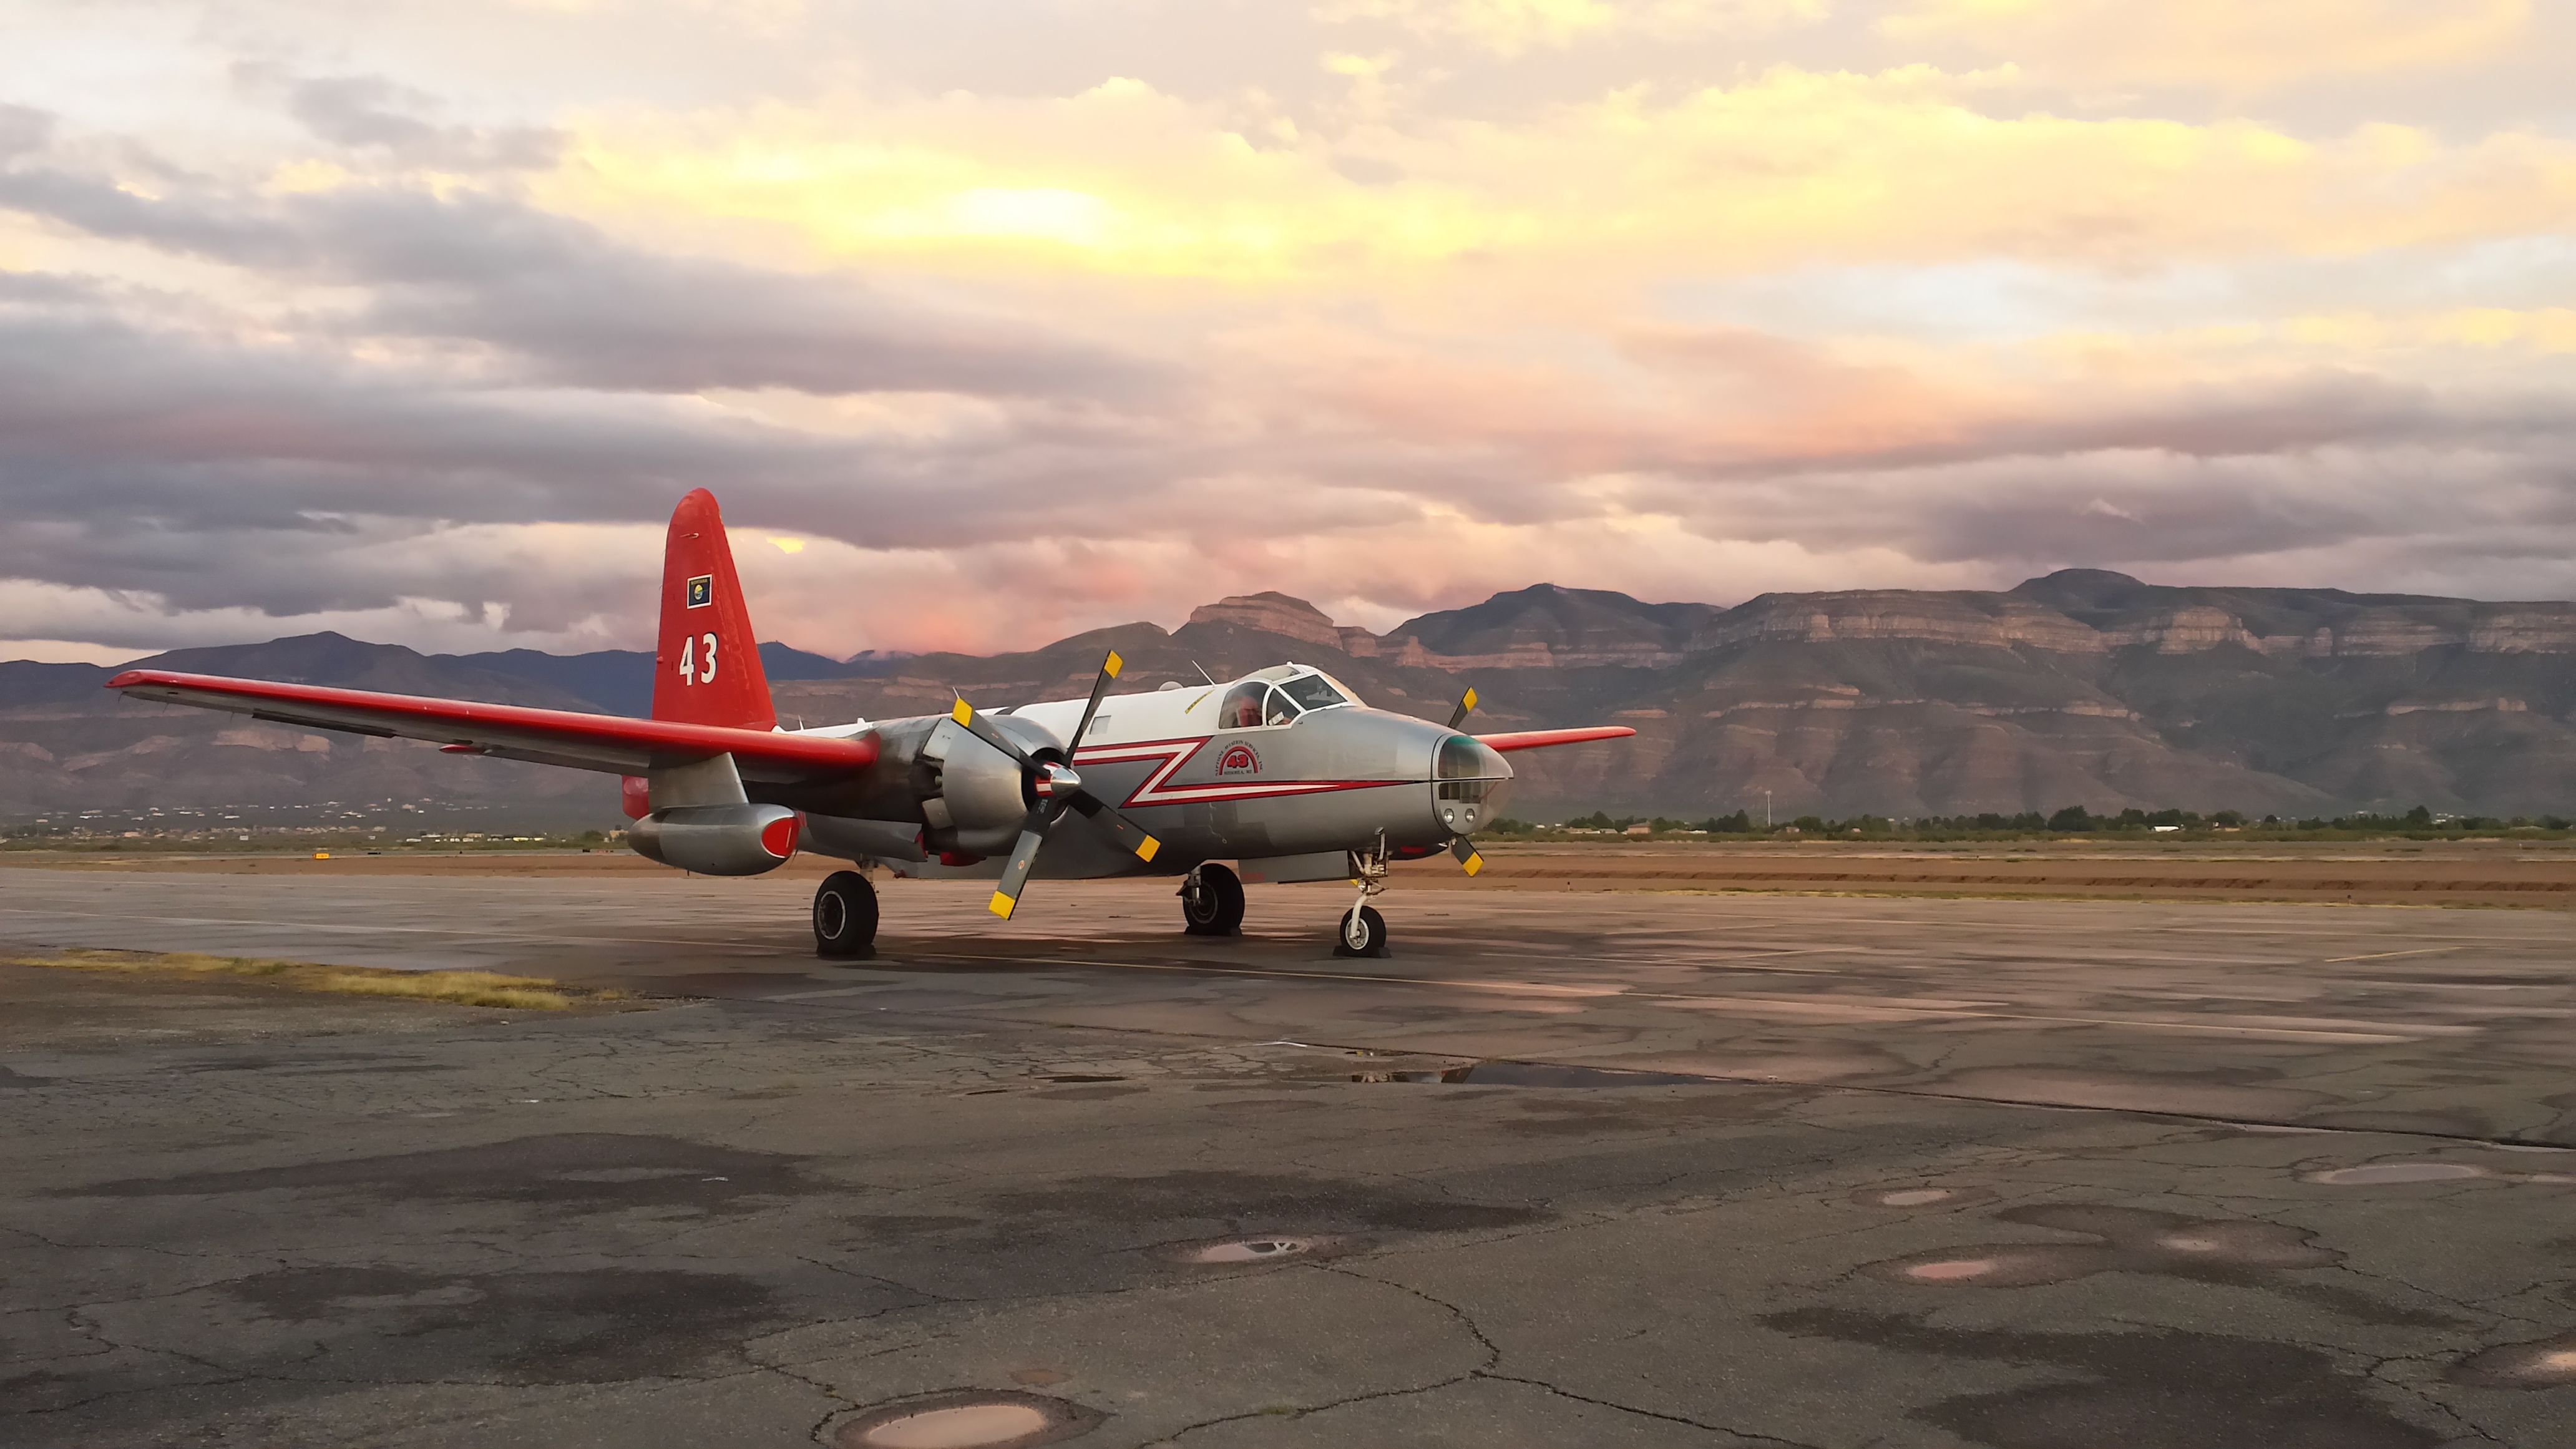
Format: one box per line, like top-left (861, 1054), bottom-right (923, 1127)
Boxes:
top-left (107, 670), bottom-right (878, 780)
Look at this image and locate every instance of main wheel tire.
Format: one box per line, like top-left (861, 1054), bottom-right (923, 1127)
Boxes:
top-left (1332, 904), bottom-right (1389, 958)
top-left (1180, 863), bottom-right (1246, 936)
top-left (813, 870), bottom-right (879, 960)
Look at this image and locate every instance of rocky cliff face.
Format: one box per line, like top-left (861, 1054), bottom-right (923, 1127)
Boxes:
top-left (11, 572), bottom-right (2575, 822)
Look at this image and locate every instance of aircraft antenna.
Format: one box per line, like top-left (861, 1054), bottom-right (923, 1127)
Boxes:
top-left (1193, 661), bottom-right (1217, 685)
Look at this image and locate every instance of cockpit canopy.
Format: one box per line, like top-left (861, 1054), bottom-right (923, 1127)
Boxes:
top-left (1215, 664), bottom-right (1360, 731)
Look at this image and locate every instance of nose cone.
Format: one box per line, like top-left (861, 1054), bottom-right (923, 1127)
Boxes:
top-left (1434, 732), bottom-right (1513, 836)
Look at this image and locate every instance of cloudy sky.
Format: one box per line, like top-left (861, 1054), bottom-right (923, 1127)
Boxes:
top-left (4, 1), bottom-right (2572, 663)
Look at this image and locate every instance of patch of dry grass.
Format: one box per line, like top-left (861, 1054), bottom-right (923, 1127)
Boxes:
top-left (2, 949), bottom-right (621, 1010)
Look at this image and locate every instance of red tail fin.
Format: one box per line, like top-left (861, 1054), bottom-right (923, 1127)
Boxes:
top-left (651, 489), bottom-right (777, 729)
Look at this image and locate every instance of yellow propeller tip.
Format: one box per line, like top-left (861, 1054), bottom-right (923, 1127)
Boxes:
top-left (1135, 836), bottom-right (1161, 862)
top-left (951, 699), bottom-right (973, 724)
top-left (1462, 688), bottom-right (1478, 712)
top-left (988, 890), bottom-right (1016, 917)
top-left (1461, 852), bottom-right (1484, 876)
top-left (1104, 650), bottom-right (1123, 677)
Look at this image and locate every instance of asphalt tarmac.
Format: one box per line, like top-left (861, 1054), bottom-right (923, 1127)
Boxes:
top-left (3, 866), bottom-right (2573, 1448)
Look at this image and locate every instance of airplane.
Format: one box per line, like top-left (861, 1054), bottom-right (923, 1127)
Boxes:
top-left (105, 490), bottom-right (1636, 959)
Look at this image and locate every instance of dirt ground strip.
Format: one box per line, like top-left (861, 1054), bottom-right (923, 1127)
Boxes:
top-left (13, 837), bottom-right (2576, 909)
top-left (1, 869), bottom-right (2572, 1448)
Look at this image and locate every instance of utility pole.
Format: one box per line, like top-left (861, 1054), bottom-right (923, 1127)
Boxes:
top-left (1765, 789), bottom-right (1772, 829)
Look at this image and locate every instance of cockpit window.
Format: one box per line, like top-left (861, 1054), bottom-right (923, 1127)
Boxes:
top-left (1276, 673), bottom-right (1349, 713)
top-left (1263, 687), bottom-right (1302, 727)
top-left (1219, 681), bottom-right (1268, 729)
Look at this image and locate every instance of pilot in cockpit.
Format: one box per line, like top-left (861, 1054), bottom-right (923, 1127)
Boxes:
top-left (1220, 681), bottom-right (1266, 729)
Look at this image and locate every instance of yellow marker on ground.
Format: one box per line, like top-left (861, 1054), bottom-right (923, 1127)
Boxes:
top-left (989, 890), bottom-right (1016, 918)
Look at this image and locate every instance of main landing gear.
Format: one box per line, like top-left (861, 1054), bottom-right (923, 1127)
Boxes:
top-left (1179, 863), bottom-right (1246, 936)
top-left (814, 870), bottom-right (879, 959)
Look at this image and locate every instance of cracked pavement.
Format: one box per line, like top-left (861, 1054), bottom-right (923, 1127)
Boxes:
top-left (2, 869), bottom-right (2572, 1446)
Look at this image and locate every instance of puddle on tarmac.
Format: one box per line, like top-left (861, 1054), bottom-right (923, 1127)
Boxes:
top-left (1350, 1061), bottom-right (1707, 1088)
top-left (1855, 1186), bottom-right (1996, 1209)
top-left (1865, 1204), bottom-right (2339, 1289)
top-left (1168, 1234), bottom-right (1344, 1264)
top-left (1188, 1236), bottom-right (1319, 1263)
top-left (2303, 1162), bottom-right (2488, 1186)
top-left (836, 1391), bottom-right (1099, 1449)
top-left (2449, 1335), bottom-right (2576, 1389)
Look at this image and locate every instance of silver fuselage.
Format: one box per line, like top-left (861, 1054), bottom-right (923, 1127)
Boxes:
top-left (769, 672), bottom-right (1510, 882)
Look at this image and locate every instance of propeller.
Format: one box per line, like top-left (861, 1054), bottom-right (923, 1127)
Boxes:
top-left (1444, 686), bottom-right (1484, 876)
top-left (1450, 836), bottom-right (1484, 877)
top-left (1445, 685), bottom-right (1478, 730)
top-left (950, 650), bottom-right (1161, 919)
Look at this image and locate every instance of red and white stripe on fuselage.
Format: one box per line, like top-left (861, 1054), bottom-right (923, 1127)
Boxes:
top-left (1071, 735), bottom-right (1397, 809)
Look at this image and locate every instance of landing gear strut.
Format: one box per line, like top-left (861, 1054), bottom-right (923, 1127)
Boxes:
top-left (814, 870), bottom-right (879, 959)
top-left (1180, 862), bottom-right (1246, 936)
top-left (1333, 839), bottom-right (1392, 959)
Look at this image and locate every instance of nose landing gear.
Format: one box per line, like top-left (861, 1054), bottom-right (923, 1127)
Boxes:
top-left (1333, 841), bottom-right (1393, 958)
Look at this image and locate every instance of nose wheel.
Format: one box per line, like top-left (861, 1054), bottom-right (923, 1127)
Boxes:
top-left (1335, 904), bottom-right (1388, 957)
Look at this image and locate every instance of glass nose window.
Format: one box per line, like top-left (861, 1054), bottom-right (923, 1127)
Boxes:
top-left (1438, 734), bottom-right (1504, 778)
top-left (1264, 687), bottom-right (1303, 727)
top-left (1436, 733), bottom-right (1507, 802)
top-left (1219, 681), bottom-right (1267, 729)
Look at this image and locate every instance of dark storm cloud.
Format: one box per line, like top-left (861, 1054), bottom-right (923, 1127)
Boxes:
top-left (0, 269), bottom-right (1216, 623)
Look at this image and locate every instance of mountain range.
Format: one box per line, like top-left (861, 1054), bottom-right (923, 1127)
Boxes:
top-left (8, 570), bottom-right (2575, 825)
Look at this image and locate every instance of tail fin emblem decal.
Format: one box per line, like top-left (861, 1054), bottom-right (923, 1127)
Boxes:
top-left (685, 575), bottom-right (715, 608)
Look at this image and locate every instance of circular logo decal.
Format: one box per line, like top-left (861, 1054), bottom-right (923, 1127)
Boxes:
top-left (1217, 742), bottom-right (1261, 776)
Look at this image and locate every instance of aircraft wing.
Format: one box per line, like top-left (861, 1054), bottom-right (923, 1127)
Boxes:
top-left (104, 670), bottom-right (879, 781)
top-left (1474, 726), bottom-right (1636, 753)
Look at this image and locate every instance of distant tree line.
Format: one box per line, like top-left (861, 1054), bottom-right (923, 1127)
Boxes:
top-left (1491, 805), bottom-right (2574, 841)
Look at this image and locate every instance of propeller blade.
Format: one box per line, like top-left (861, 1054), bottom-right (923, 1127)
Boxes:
top-left (1450, 835), bottom-right (1484, 876)
top-left (950, 696), bottom-right (1035, 766)
top-left (1068, 649), bottom-right (1123, 752)
top-left (1066, 789), bottom-right (1162, 862)
top-left (1445, 686), bottom-right (1478, 731)
top-left (988, 803), bottom-right (1066, 919)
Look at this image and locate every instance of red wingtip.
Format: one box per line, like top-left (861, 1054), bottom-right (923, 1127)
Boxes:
top-left (104, 670), bottom-right (150, 690)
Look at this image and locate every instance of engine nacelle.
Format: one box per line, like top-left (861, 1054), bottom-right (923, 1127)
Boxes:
top-left (628, 804), bottom-right (800, 877)
top-left (915, 715), bottom-right (1060, 852)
